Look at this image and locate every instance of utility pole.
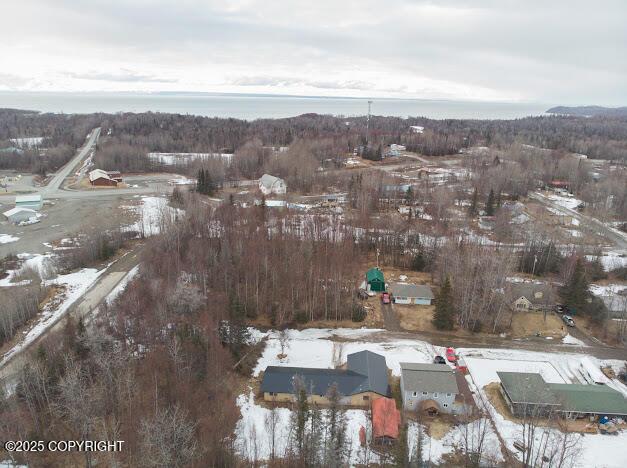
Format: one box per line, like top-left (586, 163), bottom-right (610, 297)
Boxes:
top-left (366, 100), bottom-right (372, 146)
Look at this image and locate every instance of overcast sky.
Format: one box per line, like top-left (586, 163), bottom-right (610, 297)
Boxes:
top-left (1, 0), bottom-right (625, 104)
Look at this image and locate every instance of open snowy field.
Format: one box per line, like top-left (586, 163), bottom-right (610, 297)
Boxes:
top-left (235, 328), bottom-right (627, 466)
top-left (122, 196), bottom-right (184, 237)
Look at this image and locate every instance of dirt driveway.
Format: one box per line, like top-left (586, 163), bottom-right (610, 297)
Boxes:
top-left (381, 302), bottom-right (401, 331)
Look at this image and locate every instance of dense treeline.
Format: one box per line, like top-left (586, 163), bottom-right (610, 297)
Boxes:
top-left (0, 109), bottom-right (99, 173)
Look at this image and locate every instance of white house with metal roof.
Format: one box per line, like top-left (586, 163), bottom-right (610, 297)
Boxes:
top-left (3, 207), bottom-right (37, 224)
top-left (389, 282), bottom-right (434, 305)
top-left (258, 174), bottom-right (287, 195)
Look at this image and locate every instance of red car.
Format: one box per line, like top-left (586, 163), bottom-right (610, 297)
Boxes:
top-left (381, 292), bottom-right (391, 304)
top-left (446, 347), bottom-right (457, 363)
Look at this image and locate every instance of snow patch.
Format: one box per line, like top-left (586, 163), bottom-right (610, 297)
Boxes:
top-left (0, 234), bottom-right (19, 244)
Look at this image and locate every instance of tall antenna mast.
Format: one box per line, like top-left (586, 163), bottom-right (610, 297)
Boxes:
top-left (366, 100), bottom-right (372, 146)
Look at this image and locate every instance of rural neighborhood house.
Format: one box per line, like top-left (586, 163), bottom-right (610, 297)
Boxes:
top-left (260, 350), bottom-right (390, 406)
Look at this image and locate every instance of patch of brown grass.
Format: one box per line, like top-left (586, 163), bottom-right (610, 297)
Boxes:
top-left (397, 304), bottom-right (436, 332)
top-left (428, 419), bottom-right (453, 440)
top-left (510, 311), bottom-right (565, 339)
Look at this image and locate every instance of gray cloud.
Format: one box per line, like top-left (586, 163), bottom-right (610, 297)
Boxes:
top-left (1, 0), bottom-right (626, 104)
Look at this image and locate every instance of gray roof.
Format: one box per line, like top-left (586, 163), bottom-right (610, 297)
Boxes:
top-left (347, 350), bottom-right (389, 396)
top-left (506, 283), bottom-right (555, 305)
top-left (261, 350), bottom-right (389, 397)
top-left (499, 371), bottom-right (627, 415)
top-left (259, 173), bottom-right (284, 189)
top-left (401, 363), bottom-right (459, 394)
top-left (15, 194), bottom-right (42, 203)
top-left (497, 372), bottom-right (561, 406)
top-left (389, 283), bottom-right (434, 299)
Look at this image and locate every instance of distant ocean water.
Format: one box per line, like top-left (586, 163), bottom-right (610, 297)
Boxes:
top-left (0, 91), bottom-right (551, 120)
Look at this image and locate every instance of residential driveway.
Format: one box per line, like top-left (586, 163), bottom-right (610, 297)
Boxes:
top-left (381, 302), bottom-right (401, 331)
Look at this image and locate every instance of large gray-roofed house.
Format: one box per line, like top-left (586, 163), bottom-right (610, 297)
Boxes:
top-left (400, 363), bottom-right (463, 413)
top-left (261, 350), bottom-right (390, 406)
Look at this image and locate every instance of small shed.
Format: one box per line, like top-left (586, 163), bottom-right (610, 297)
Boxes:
top-left (371, 397), bottom-right (401, 445)
top-left (3, 207), bottom-right (37, 224)
top-left (15, 194), bottom-right (43, 210)
top-left (366, 268), bottom-right (385, 292)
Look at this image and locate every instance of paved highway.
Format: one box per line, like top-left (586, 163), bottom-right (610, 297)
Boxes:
top-left (0, 127), bottom-right (173, 203)
top-left (43, 127), bottom-right (101, 196)
top-left (530, 192), bottom-right (627, 250)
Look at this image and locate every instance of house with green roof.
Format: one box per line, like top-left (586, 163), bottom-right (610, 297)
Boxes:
top-left (366, 268), bottom-right (385, 292)
top-left (497, 371), bottom-right (627, 419)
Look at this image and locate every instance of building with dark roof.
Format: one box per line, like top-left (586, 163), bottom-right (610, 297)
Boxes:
top-left (498, 371), bottom-right (627, 418)
top-left (261, 350), bottom-right (390, 406)
top-left (506, 282), bottom-right (555, 312)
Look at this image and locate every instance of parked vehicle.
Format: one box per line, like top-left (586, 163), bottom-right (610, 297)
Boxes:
top-left (381, 292), bottom-right (391, 304)
top-left (555, 304), bottom-right (567, 314)
top-left (433, 355), bottom-right (446, 364)
top-left (562, 315), bottom-right (575, 327)
top-left (445, 347), bottom-right (457, 363)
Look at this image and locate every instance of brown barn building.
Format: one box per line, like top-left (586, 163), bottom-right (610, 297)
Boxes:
top-left (89, 169), bottom-right (118, 187)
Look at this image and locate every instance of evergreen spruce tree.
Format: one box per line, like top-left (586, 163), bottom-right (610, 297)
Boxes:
top-left (290, 377), bottom-right (310, 461)
top-left (196, 168), bottom-right (205, 193)
top-left (485, 188), bottom-right (495, 216)
top-left (411, 250), bottom-right (426, 271)
top-left (432, 277), bottom-right (455, 330)
top-left (559, 257), bottom-right (589, 315)
top-left (325, 384), bottom-right (348, 466)
top-left (469, 188), bottom-right (478, 216)
top-left (405, 185), bottom-right (414, 205)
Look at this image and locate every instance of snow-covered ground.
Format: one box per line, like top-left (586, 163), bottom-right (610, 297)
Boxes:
top-left (1, 264), bottom-right (104, 366)
top-left (545, 193), bottom-right (583, 211)
top-left (0, 252), bottom-right (54, 287)
top-left (589, 284), bottom-right (627, 297)
top-left (148, 152), bottom-right (233, 165)
top-left (252, 328), bottom-right (440, 377)
top-left (11, 136), bottom-right (44, 148)
top-left (0, 234), bottom-right (19, 244)
top-left (562, 334), bottom-right (588, 346)
top-left (123, 196), bottom-right (184, 237)
top-left (235, 328), bottom-right (627, 467)
top-left (586, 251), bottom-right (627, 272)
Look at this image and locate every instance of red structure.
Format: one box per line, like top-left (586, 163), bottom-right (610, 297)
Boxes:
top-left (371, 397), bottom-right (401, 445)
